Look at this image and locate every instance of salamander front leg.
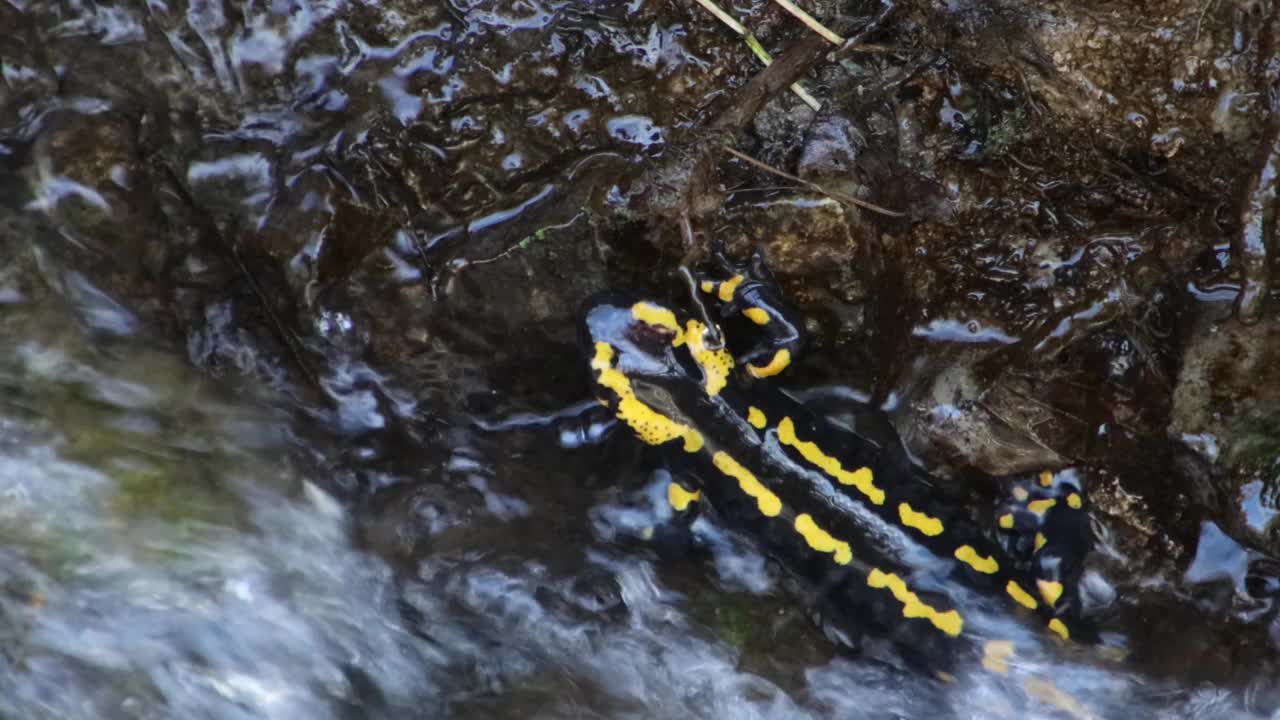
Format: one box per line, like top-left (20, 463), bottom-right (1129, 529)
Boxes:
top-left (693, 246), bottom-right (807, 379)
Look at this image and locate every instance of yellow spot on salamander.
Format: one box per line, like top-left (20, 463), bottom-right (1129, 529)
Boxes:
top-left (684, 320), bottom-right (733, 396)
top-left (954, 545), bottom-right (999, 574)
top-left (1006, 580), bottom-right (1039, 610)
top-left (795, 513), bottom-right (852, 565)
top-left (1034, 532), bottom-right (1048, 552)
top-left (640, 526), bottom-right (654, 540)
top-left (899, 503), bottom-right (944, 536)
top-left (747, 348), bottom-right (791, 378)
top-left (982, 640), bottom-right (1015, 674)
top-left (717, 274), bottom-right (745, 302)
top-left (700, 280), bottom-right (714, 294)
top-left (712, 451), bottom-right (782, 517)
top-left (592, 342), bottom-right (704, 452)
top-left (1039, 470), bottom-right (1054, 487)
top-left (1037, 579), bottom-right (1064, 606)
top-left (936, 671), bottom-right (956, 684)
top-left (742, 307), bottom-right (770, 325)
top-left (1067, 492), bottom-right (1083, 509)
top-left (777, 417), bottom-right (885, 505)
top-left (867, 568), bottom-right (964, 637)
top-left (631, 302), bottom-right (683, 341)
top-left (998, 513), bottom-right (1014, 529)
top-left (1012, 486), bottom-right (1030, 501)
top-left (747, 406), bottom-right (767, 429)
top-left (667, 482), bottom-right (701, 512)
top-left (1028, 498), bottom-right (1057, 514)
top-left (1047, 618), bottom-right (1070, 641)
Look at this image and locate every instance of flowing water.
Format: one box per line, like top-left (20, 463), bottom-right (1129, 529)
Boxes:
top-left (0, 293), bottom-right (1259, 717)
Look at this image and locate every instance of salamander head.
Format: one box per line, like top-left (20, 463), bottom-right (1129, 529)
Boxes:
top-left (579, 291), bottom-right (689, 383)
top-left (580, 291), bottom-right (735, 448)
top-left (581, 291), bottom-right (731, 386)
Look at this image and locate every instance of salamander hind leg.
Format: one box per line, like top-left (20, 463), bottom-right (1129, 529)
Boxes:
top-left (642, 471), bottom-right (707, 556)
top-left (694, 246), bottom-right (807, 379)
top-left (995, 468), bottom-right (1096, 642)
top-left (592, 468), bottom-right (706, 559)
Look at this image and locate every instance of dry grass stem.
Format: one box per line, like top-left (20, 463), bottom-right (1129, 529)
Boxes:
top-left (769, 0), bottom-right (844, 45)
top-left (690, 0), bottom-right (822, 110)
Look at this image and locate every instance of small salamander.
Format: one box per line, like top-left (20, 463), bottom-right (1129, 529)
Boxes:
top-left (579, 249), bottom-right (1095, 680)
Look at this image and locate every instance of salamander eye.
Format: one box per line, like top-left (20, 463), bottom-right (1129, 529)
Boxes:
top-left (628, 319), bottom-right (678, 350)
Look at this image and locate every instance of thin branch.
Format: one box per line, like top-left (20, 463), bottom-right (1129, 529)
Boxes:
top-left (720, 145), bottom-right (905, 217)
top-left (832, 0), bottom-right (897, 60)
top-left (841, 42), bottom-right (898, 53)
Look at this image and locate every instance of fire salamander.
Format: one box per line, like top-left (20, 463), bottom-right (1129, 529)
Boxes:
top-left (579, 250), bottom-right (1096, 702)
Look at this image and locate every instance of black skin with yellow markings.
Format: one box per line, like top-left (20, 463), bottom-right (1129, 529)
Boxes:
top-left (696, 247), bottom-right (806, 378)
top-left (695, 251), bottom-right (1094, 636)
top-left (579, 254), bottom-right (1096, 675)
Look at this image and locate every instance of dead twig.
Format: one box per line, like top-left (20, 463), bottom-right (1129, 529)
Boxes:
top-left (832, 0), bottom-right (897, 60)
top-left (840, 42), bottom-right (900, 54)
top-left (711, 32), bottom-right (831, 130)
top-left (720, 145), bottom-right (905, 217)
top-left (1194, 0), bottom-right (1220, 42)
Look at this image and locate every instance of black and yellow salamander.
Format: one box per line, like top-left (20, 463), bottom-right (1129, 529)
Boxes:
top-left (579, 249), bottom-right (1096, 687)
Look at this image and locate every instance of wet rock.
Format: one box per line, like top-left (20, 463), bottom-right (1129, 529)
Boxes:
top-left (1230, 116), bottom-right (1280, 323)
top-left (1170, 305), bottom-right (1280, 466)
top-left (358, 474), bottom-right (481, 564)
top-left (245, 167), bottom-right (401, 298)
top-left (1170, 302), bottom-right (1280, 554)
top-left (713, 195), bottom-right (863, 282)
top-left (26, 111), bottom-right (154, 253)
top-left (3, 109), bottom-right (216, 341)
top-left (748, 87), bottom-right (818, 168)
top-left (1184, 520), bottom-right (1251, 590)
top-left (892, 352), bottom-right (1067, 477)
top-left (791, 111), bottom-right (950, 224)
top-left (797, 115), bottom-right (864, 182)
top-left (605, 143), bottom-right (724, 231)
top-left (882, 255), bottom-right (1179, 478)
top-left (0, 11), bottom-right (58, 126)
